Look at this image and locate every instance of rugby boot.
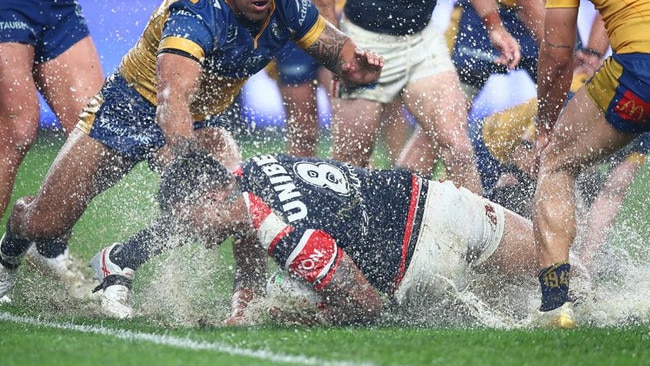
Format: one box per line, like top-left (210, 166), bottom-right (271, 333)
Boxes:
top-left (529, 302), bottom-right (576, 329)
top-left (89, 243), bottom-right (136, 319)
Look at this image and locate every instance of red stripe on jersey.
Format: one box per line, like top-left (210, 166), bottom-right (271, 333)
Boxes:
top-left (246, 193), bottom-right (271, 229)
top-left (232, 166), bottom-right (244, 177)
top-left (392, 174), bottom-right (422, 292)
top-left (287, 230), bottom-right (338, 285)
top-left (267, 225), bottom-right (295, 256)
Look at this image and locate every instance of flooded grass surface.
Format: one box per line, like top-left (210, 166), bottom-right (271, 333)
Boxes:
top-left (2, 129), bottom-right (650, 365)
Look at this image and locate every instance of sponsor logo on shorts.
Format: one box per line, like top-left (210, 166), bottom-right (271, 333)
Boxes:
top-left (0, 21), bottom-right (30, 31)
top-left (615, 90), bottom-right (650, 123)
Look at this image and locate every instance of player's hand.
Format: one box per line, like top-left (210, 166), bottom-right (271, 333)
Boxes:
top-left (488, 27), bottom-right (521, 70)
top-left (223, 288), bottom-right (258, 326)
top-left (340, 48), bottom-right (384, 86)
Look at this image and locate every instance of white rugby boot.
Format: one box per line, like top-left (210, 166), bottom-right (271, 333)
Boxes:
top-left (529, 302), bottom-right (577, 329)
top-left (25, 245), bottom-right (97, 300)
top-left (89, 243), bottom-right (136, 319)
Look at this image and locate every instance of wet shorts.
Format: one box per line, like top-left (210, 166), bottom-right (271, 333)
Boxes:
top-left (76, 73), bottom-right (244, 162)
top-left (0, 0), bottom-right (91, 64)
top-left (335, 15), bottom-right (455, 104)
top-left (587, 53), bottom-right (650, 133)
top-left (272, 41), bottom-right (320, 85)
top-left (394, 180), bottom-right (505, 305)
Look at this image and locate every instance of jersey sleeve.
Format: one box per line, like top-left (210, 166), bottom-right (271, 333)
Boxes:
top-left (545, 0), bottom-right (580, 8)
top-left (159, 0), bottom-right (222, 62)
top-left (243, 191), bottom-right (343, 290)
top-left (277, 0), bottom-right (325, 49)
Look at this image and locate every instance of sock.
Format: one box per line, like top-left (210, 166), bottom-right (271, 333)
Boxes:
top-left (538, 262), bottom-right (571, 312)
top-left (110, 218), bottom-right (178, 271)
top-left (110, 230), bottom-right (155, 271)
top-left (33, 237), bottom-right (68, 259)
top-left (0, 224), bottom-right (32, 269)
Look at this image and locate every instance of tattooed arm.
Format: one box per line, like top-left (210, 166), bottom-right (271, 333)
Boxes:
top-left (304, 19), bottom-right (383, 86)
top-left (536, 7), bottom-right (579, 139)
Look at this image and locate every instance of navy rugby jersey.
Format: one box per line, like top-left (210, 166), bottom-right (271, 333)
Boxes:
top-left (236, 154), bottom-right (428, 295)
top-left (343, 0), bottom-right (436, 36)
top-left (118, 0), bottom-right (325, 121)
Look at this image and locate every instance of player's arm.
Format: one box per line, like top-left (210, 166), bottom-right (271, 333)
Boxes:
top-left (468, 0), bottom-right (521, 69)
top-left (155, 52), bottom-right (203, 158)
top-left (300, 19), bottom-right (383, 86)
top-left (536, 7), bottom-right (579, 138)
top-left (516, 0), bottom-right (545, 45)
top-left (316, 252), bottom-right (383, 325)
top-left (574, 13), bottom-right (609, 77)
top-left (225, 231), bottom-right (269, 326)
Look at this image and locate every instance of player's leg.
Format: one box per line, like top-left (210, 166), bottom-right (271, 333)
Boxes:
top-left (395, 126), bottom-right (438, 178)
top-left (0, 129), bottom-right (136, 298)
top-left (532, 87), bottom-right (634, 327)
top-left (402, 70), bottom-right (482, 195)
top-left (35, 36), bottom-right (104, 133)
top-left (283, 82), bottom-right (320, 157)
top-left (330, 97), bottom-right (383, 167)
top-left (374, 100), bottom-right (414, 168)
top-left (579, 148), bottom-right (645, 269)
top-left (0, 42), bottom-right (40, 223)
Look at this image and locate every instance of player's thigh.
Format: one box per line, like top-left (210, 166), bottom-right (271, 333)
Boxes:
top-left (402, 71), bottom-right (469, 143)
top-left (330, 98), bottom-right (382, 156)
top-left (35, 36), bottom-right (104, 133)
top-left (0, 43), bottom-right (40, 141)
top-left (541, 88), bottom-right (635, 176)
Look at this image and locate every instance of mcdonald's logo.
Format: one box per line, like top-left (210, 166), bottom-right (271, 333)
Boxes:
top-left (615, 90), bottom-right (650, 122)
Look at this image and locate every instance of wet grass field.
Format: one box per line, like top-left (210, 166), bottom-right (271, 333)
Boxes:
top-left (2, 130), bottom-right (650, 366)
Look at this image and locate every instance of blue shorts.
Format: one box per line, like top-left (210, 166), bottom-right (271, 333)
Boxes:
top-left (274, 41), bottom-right (320, 85)
top-left (0, 0), bottom-right (91, 64)
top-left (450, 4), bottom-right (538, 88)
top-left (77, 73), bottom-right (244, 162)
top-left (587, 53), bottom-right (650, 133)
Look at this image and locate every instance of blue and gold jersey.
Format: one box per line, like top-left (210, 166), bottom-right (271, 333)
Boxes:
top-left (237, 154), bottom-right (428, 295)
top-left (546, 0), bottom-right (650, 54)
top-left (119, 0), bottom-right (325, 121)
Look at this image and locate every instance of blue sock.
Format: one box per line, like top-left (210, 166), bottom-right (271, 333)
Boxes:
top-left (538, 262), bottom-right (571, 312)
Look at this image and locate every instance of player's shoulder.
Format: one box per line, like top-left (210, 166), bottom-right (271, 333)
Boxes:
top-left (166, 0), bottom-right (228, 23)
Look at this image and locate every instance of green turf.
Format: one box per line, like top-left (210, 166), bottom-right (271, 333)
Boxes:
top-left (2, 129), bottom-right (650, 366)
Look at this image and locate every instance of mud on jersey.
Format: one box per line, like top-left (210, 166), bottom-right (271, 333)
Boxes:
top-left (237, 154), bottom-right (428, 294)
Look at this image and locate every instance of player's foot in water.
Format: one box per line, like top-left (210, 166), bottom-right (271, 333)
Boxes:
top-left (25, 245), bottom-right (97, 300)
top-left (529, 302), bottom-right (576, 329)
top-left (89, 243), bottom-right (135, 319)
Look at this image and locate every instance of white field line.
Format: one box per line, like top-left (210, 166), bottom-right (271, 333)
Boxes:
top-left (0, 312), bottom-right (373, 366)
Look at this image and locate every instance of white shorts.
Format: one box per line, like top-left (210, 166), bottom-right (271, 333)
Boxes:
top-left (336, 16), bottom-right (456, 103)
top-left (394, 180), bottom-right (505, 305)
